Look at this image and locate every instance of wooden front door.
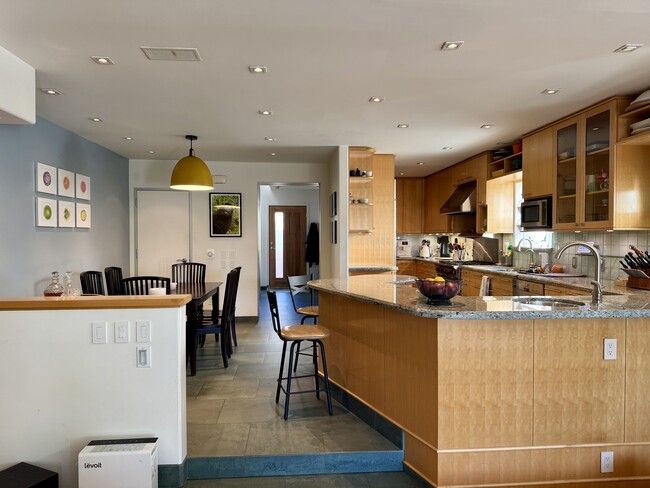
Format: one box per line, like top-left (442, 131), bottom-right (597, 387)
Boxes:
top-left (269, 205), bottom-right (307, 288)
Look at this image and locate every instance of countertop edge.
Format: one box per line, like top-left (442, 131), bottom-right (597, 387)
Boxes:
top-left (0, 295), bottom-right (192, 311)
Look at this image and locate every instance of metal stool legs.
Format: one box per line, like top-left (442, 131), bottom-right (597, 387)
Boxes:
top-left (276, 338), bottom-right (333, 421)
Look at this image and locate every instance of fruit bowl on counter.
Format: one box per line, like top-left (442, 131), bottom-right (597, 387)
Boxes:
top-left (415, 277), bottom-right (463, 305)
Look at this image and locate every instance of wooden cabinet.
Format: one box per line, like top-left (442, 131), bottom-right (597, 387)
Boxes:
top-left (423, 169), bottom-right (452, 233)
top-left (522, 127), bottom-right (554, 199)
top-left (461, 269), bottom-right (513, 296)
top-left (460, 269), bottom-right (482, 296)
top-left (396, 259), bottom-right (416, 276)
top-left (396, 177), bottom-right (424, 234)
top-left (415, 260), bottom-right (437, 279)
top-left (489, 274), bottom-right (514, 296)
top-left (544, 283), bottom-right (591, 297)
top-left (486, 172), bottom-right (519, 234)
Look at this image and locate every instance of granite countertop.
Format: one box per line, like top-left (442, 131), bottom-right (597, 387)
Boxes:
top-left (310, 275), bottom-right (650, 319)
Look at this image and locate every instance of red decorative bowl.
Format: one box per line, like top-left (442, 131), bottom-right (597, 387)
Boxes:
top-left (415, 278), bottom-right (463, 304)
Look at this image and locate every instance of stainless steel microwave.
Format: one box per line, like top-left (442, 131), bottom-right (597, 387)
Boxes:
top-left (520, 197), bottom-right (552, 229)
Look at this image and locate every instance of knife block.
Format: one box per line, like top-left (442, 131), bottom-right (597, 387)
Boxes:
top-left (627, 276), bottom-right (650, 290)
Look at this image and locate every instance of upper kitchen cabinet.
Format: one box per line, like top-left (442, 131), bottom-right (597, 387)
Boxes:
top-left (424, 168), bottom-right (452, 233)
top-left (522, 127), bottom-right (553, 199)
top-left (396, 177), bottom-right (424, 234)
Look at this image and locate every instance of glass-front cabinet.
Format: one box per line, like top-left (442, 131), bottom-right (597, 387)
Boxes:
top-left (553, 101), bottom-right (615, 230)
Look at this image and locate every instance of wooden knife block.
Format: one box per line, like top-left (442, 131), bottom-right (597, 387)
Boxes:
top-left (627, 276), bottom-right (650, 290)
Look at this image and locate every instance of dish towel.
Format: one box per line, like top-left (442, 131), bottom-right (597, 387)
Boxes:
top-left (479, 275), bottom-right (490, 297)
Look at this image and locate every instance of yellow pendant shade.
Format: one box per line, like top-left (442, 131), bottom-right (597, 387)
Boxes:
top-left (170, 134), bottom-right (214, 191)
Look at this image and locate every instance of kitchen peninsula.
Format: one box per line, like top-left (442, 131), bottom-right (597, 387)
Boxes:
top-left (311, 275), bottom-right (650, 487)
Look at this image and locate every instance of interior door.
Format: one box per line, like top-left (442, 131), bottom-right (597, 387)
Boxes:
top-left (269, 205), bottom-right (307, 288)
top-left (136, 190), bottom-right (190, 276)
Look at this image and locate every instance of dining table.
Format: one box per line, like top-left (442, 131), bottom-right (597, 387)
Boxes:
top-left (173, 281), bottom-right (223, 376)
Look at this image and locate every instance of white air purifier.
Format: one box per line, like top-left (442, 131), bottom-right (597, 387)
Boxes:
top-left (78, 438), bottom-right (158, 488)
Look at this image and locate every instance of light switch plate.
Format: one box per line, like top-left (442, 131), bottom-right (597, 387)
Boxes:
top-left (136, 320), bottom-right (151, 343)
top-left (92, 322), bottom-right (107, 344)
top-left (114, 321), bottom-right (129, 343)
top-left (136, 346), bottom-right (152, 368)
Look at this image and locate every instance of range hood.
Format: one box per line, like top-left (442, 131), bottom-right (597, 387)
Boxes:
top-left (440, 180), bottom-right (476, 215)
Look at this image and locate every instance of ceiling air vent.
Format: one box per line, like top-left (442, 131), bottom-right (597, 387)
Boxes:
top-left (140, 47), bottom-right (202, 61)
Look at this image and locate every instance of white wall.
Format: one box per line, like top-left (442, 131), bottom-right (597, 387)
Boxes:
top-left (0, 305), bottom-right (187, 487)
top-left (329, 146), bottom-right (348, 279)
top-left (0, 44), bottom-right (35, 124)
top-left (130, 159), bottom-right (331, 316)
top-left (258, 185), bottom-right (321, 287)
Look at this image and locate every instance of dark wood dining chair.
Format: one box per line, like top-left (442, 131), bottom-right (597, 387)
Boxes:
top-left (104, 267), bottom-right (124, 295)
top-left (80, 271), bottom-right (105, 295)
top-left (121, 276), bottom-right (171, 295)
top-left (172, 262), bottom-right (206, 284)
top-left (196, 268), bottom-right (237, 368)
top-left (266, 287), bottom-right (332, 421)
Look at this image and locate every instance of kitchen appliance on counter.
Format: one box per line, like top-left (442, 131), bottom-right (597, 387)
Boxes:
top-left (396, 239), bottom-right (413, 258)
top-left (419, 240), bottom-right (431, 258)
top-left (438, 236), bottom-right (450, 257)
top-left (521, 196), bottom-right (552, 229)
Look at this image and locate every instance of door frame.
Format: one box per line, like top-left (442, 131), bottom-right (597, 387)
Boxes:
top-left (134, 188), bottom-right (193, 275)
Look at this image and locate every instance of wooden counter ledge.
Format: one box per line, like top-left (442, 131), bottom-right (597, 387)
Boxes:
top-left (0, 294), bottom-right (191, 311)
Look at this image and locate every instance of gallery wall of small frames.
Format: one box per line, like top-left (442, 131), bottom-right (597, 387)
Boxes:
top-left (35, 162), bottom-right (91, 229)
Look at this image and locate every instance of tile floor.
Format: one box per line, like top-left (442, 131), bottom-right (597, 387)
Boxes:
top-left (184, 290), bottom-right (421, 487)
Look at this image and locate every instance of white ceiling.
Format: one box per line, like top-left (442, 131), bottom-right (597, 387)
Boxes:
top-left (1, 0), bottom-right (650, 176)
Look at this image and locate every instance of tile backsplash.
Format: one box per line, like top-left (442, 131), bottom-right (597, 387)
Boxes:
top-left (506, 231), bottom-right (650, 281)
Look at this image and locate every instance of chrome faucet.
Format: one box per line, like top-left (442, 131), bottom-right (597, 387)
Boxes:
top-left (555, 241), bottom-right (602, 305)
top-left (517, 238), bottom-right (536, 268)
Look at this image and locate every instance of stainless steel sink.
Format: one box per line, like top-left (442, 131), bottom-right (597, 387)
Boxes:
top-left (512, 297), bottom-right (588, 308)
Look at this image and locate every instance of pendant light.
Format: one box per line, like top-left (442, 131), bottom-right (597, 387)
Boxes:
top-left (170, 135), bottom-right (213, 191)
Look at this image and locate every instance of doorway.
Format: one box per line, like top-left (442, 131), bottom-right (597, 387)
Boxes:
top-left (135, 189), bottom-right (190, 275)
top-left (269, 205), bottom-right (307, 288)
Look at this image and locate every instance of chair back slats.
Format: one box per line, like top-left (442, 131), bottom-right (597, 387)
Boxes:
top-left (265, 287), bottom-right (282, 337)
top-left (80, 271), bottom-right (105, 295)
top-left (121, 276), bottom-right (171, 295)
top-left (287, 274), bottom-right (313, 310)
top-left (172, 262), bottom-right (206, 283)
top-left (104, 267), bottom-right (124, 295)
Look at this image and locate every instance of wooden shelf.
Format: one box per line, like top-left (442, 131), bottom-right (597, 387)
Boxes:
top-left (617, 130), bottom-right (650, 146)
top-left (558, 194), bottom-right (577, 200)
top-left (619, 102), bottom-right (650, 119)
top-left (349, 176), bottom-right (374, 183)
top-left (349, 229), bottom-right (373, 234)
top-left (585, 147), bottom-right (610, 157)
top-left (586, 189), bottom-right (609, 196)
top-left (557, 156), bottom-right (577, 164)
top-left (488, 151), bottom-right (522, 180)
top-left (350, 202), bottom-right (373, 206)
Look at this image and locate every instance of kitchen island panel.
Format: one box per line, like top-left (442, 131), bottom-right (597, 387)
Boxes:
top-left (320, 292), bottom-right (386, 411)
top-left (533, 318), bottom-right (625, 446)
top-left (625, 317), bottom-right (650, 442)
top-left (438, 319), bottom-right (534, 450)
top-left (383, 309), bottom-right (439, 446)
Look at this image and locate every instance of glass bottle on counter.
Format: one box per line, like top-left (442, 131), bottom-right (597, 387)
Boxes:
top-left (44, 271), bottom-right (64, 297)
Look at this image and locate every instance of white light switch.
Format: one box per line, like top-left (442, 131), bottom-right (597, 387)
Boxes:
top-left (136, 346), bottom-right (152, 368)
top-left (229, 251), bottom-right (236, 259)
top-left (136, 320), bottom-right (151, 343)
top-left (221, 250), bottom-right (227, 259)
top-left (92, 322), bottom-right (107, 344)
top-left (114, 321), bottom-right (130, 343)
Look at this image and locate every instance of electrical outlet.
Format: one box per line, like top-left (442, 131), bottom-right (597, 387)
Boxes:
top-left (601, 451), bottom-right (614, 473)
top-left (604, 338), bottom-right (617, 360)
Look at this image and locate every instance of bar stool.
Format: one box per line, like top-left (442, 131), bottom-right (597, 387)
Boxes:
top-left (266, 287), bottom-right (333, 421)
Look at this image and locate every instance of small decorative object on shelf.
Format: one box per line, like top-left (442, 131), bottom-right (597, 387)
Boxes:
top-left (44, 271), bottom-right (64, 297)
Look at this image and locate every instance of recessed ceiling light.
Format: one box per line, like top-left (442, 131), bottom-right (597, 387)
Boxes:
top-left (399, 172), bottom-right (405, 176)
top-left (416, 162), bottom-right (424, 166)
top-left (369, 96), bottom-right (384, 103)
top-left (249, 66), bottom-right (268, 73)
top-left (481, 124), bottom-right (494, 129)
top-left (123, 136), bottom-right (134, 140)
top-left (258, 110), bottom-right (273, 115)
top-left (397, 124), bottom-right (409, 128)
top-left (592, 127), bottom-right (600, 131)
top-left (89, 116), bottom-right (103, 122)
top-left (441, 40), bottom-right (464, 51)
top-left (270, 153), bottom-right (276, 156)
top-left (614, 43), bottom-right (643, 53)
top-left (40, 88), bottom-right (60, 95)
top-left (442, 146), bottom-right (453, 150)
top-left (91, 56), bottom-right (114, 65)
top-left (541, 88), bottom-right (560, 94)
top-left (148, 150), bottom-right (155, 154)
top-left (265, 137), bottom-right (276, 142)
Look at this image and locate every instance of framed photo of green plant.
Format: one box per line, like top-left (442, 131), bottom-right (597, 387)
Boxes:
top-left (210, 192), bottom-right (241, 237)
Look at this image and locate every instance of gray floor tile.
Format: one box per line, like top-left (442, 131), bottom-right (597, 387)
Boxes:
top-left (184, 478), bottom-right (285, 487)
top-left (285, 473), bottom-right (369, 488)
top-left (365, 472), bottom-right (424, 487)
top-left (217, 396), bottom-right (285, 424)
top-left (245, 422), bottom-right (325, 455)
top-left (186, 423), bottom-right (250, 457)
top-left (198, 378), bottom-right (260, 400)
top-left (187, 397), bottom-right (225, 424)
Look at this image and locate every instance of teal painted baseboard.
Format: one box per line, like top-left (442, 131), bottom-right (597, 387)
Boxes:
top-left (159, 460), bottom-right (187, 488)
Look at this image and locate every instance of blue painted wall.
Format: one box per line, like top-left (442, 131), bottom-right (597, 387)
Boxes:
top-left (0, 117), bottom-right (129, 296)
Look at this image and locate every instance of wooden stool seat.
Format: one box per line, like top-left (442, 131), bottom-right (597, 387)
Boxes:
top-left (296, 305), bottom-right (319, 318)
top-left (280, 324), bottom-right (329, 341)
